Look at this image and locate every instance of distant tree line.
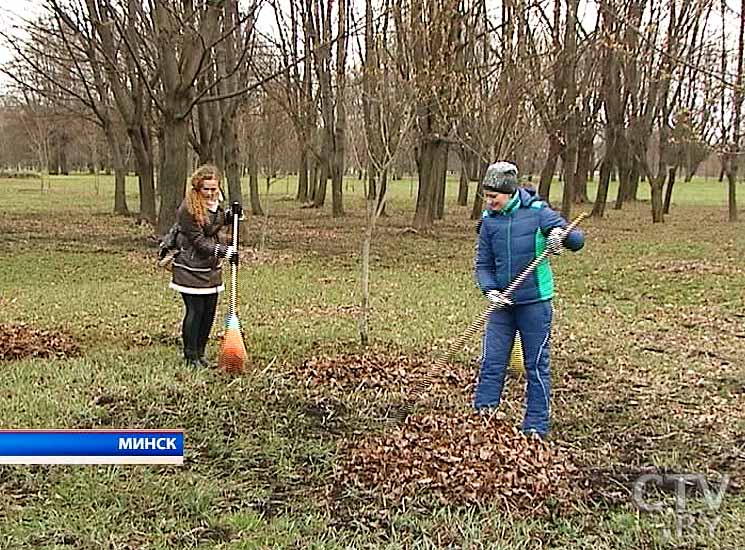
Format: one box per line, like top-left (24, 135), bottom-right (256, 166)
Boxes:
top-left (0, 0), bottom-right (742, 227)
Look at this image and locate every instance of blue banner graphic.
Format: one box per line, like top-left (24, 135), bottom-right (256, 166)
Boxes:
top-left (0, 430), bottom-right (184, 464)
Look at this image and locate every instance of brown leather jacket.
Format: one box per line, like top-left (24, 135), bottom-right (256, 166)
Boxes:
top-left (171, 201), bottom-right (228, 290)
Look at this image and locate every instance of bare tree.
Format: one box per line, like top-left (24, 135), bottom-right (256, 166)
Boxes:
top-left (592, 0), bottom-right (625, 218)
top-left (15, 91), bottom-right (53, 190)
top-left (264, 0), bottom-right (317, 203)
top-left (394, 0), bottom-right (462, 231)
top-left (524, 0), bottom-right (568, 203)
top-left (625, 0), bottom-right (712, 222)
top-left (236, 101), bottom-right (264, 215)
top-left (81, 0), bottom-right (158, 223)
top-left (559, 0), bottom-right (579, 219)
top-left (305, 0), bottom-right (348, 215)
top-left (456, 0), bottom-right (531, 220)
top-left (722, 0), bottom-right (744, 221)
top-left (357, 0), bottom-right (414, 345)
top-left (1, 6), bottom-right (132, 214)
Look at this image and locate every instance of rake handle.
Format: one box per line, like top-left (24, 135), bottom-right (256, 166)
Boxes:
top-left (229, 202), bottom-right (240, 318)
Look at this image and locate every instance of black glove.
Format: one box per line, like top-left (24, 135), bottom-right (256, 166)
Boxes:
top-left (225, 201), bottom-right (243, 226)
top-left (231, 201), bottom-right (242, 220)
top-left (229, 251), bottom-right (239, 266)
top-left (223, 206), bottom-right (238, 226)
top-left (158, 243), bottom-right (169, 260)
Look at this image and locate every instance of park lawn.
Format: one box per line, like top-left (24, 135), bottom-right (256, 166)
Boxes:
top-left (0, 174), bottom-right (743, 549)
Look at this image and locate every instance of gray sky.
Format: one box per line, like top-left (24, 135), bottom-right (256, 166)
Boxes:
top-left (0, 0), bottom-right (738, 90)
top-left (0, 0), bottom-right (41, 69)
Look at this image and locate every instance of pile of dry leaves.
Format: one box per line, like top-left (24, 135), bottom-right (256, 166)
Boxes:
top-left (0, 323), bottom-right (81, 361)
top-left (297, 350), bottom-right (475, 398)
top-left (340, 411), bottom-right (580, 512)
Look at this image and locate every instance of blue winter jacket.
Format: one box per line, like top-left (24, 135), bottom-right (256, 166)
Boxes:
top-left (475, 187), bottom-right (584, 305)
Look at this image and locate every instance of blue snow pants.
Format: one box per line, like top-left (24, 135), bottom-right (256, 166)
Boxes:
top-left (473, 300), bottom-right (553, 436)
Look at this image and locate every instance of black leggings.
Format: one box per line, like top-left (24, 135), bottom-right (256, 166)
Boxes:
top-left (180, 293), bottom-right (219, 358)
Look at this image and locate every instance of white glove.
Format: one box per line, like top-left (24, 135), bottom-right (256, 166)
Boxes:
top-left (486, 290), bottom-right (513, 309)
top-left (546, 228), bottom-right (566, 255)
top-left (224, 245), bottom-right (238, 259)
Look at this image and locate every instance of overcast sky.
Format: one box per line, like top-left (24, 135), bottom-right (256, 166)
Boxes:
top-left (0, 0), bottom-right (40, 69)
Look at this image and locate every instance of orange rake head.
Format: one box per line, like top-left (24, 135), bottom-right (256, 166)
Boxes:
top-left (217, 314), bottom-right (247, 374)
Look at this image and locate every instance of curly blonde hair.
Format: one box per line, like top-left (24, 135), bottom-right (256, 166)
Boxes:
top-left (185, 164), bottom-right (223, 227)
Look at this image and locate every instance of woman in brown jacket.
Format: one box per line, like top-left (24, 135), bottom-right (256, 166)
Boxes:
top-left (170, 164), bottom-right (238, 367)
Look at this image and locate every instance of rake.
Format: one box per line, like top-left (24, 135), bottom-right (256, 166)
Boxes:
top-left (217, 202), bottom-right (248, 374)
top-left (508, 331), bottom-right (524, 376)
top-left (393, 212), bottom-right (588, 420)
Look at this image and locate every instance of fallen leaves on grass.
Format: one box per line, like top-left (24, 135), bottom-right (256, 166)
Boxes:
top-left (339, 411), bottom-right (580, 512)
top-left (0, 323), bottom-right (81, 361)
top-left (297, 349), bottom-right (474, 398)
top-left (647, 259), bottom-right (744, 276)
top-left (285, 304), bottom-right (361, 319)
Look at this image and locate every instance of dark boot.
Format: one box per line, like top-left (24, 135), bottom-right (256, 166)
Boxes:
top-left (184, 349), bottom-right (201, 368)
top-left (197, 346), bottom-right (214, 369)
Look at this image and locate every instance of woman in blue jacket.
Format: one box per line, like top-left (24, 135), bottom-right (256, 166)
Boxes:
top-left (474, 161), bottom-right (584, 438)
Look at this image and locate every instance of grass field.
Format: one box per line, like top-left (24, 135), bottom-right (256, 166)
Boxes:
top-left (0, 173), bottom-right (744, 549)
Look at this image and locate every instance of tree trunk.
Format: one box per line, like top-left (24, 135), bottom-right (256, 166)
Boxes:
top-left (359, 222), bottom-right (372, 346)
top-left (331, 0), bottom-right (347, 218)
top-left (650, 176), bottom-right (665, 223)
top-left (367, 164), bottom-right (377, 199)
top-left (248, 145), bottom-right (263, 216)
top-left (627, 164), bottom-right (640, 202)
top-left (470, 161), bottom-right (488, 220)
top-left (313, 160), bottom-right (328, 208)
top-left (727, 0), bottom-right (744, 222)
top-left (413, 140), bottom-right (446, 231)
top-left (377, 169), bottom-right (388, 216)
top-left (107, 127), bottom-right (129, 216)
top-left (458, 155), bottom-right (469, 206)
top-left (560, 145), bottom-right (577, 219)
top-left (157, 112), bottom-right (189, 234)
top-left (59, 139), bottom-right (69, 175)
top-left (297, 148), bottom-right (309, 202)
top-left (196, 100), bottom-right (219, 165)
top-left (574, 132), bottom-right (592, 203)
top-left (223, 118), bottom-right (242, 208)
top-left (130, 127), bottom-right (156, 226)
top-left (331, 162), bottom-right (344, 217)
top-left (434, 144), bottom-right (448, 220)
top-left (112, 166), bottom-right (127, 214)
top-left (727, 169), bottom-right (739, 221)
top-left (662, 166), bottom-right (677, 214)
top-left (309, 160), bottom-right (318, 202)
top-left (614, 159), bottom-right (631, 210)
top-left (538, 138), bottom-right (561, 202)
top-left (559, 0), bottom-right (579, 220)
top-left (591, 156), bottom-right (612, 218)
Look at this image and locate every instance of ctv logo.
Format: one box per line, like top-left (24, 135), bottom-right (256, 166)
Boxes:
top-left (632, 472), bottom-right (730, 540)
top-left (118, 437), bottom-right (178, 451)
